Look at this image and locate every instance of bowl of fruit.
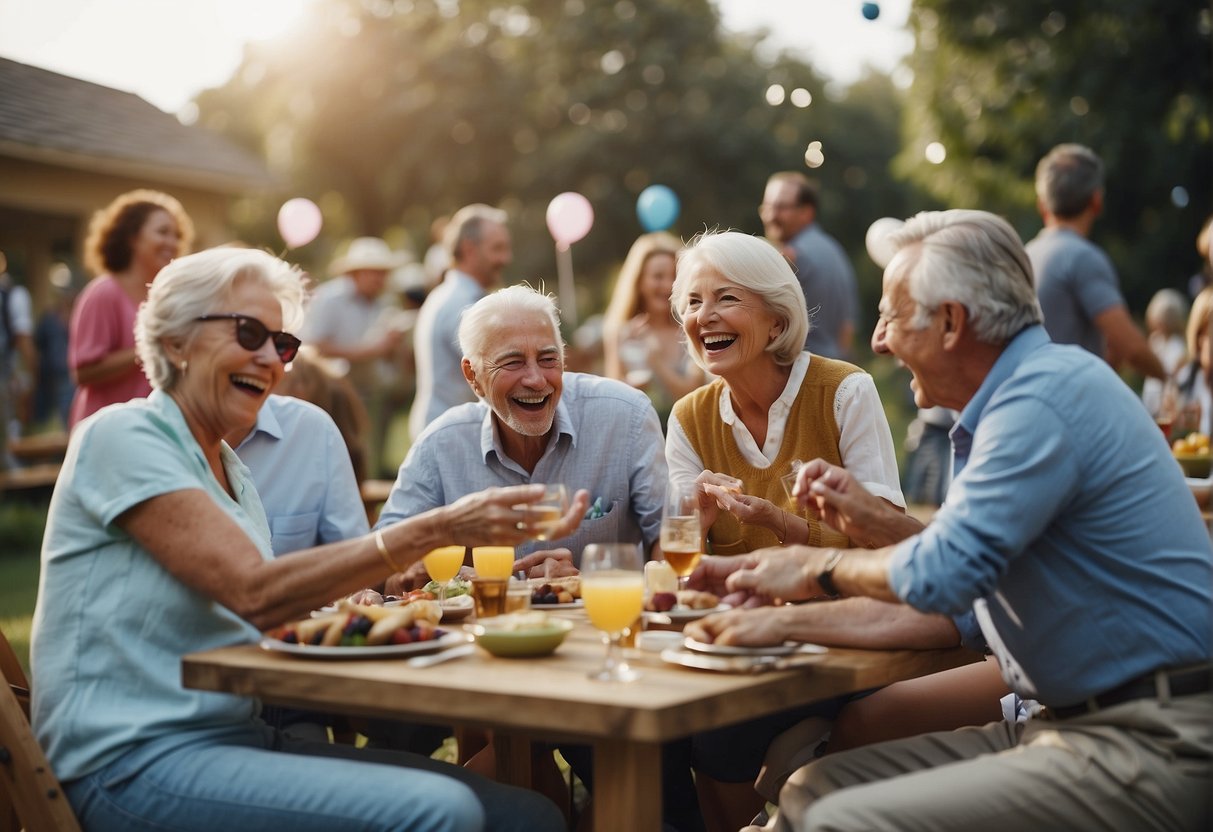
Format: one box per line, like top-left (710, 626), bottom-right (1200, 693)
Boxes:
top-left (1173, 432), bottom-right (1211, 478)
top-left (469, 612), bottom-right (574, 658)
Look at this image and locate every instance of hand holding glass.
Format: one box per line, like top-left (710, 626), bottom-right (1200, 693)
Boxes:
top-left (581, 543), bottom-right (644, 682)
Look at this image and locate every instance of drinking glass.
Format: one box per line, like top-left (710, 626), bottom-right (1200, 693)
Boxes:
top-left (472, 546), bottom-right (516, 580)
top-left (422, 545), bottom-right (465, 603)
top-left (780, 459), bottom-right (805, 508)
top-left (659, 483), bottom-right (703, 593)
top-left (516, 484), bottom-right (568, 542)
top-left (581, 543), bottom-right (644, 682)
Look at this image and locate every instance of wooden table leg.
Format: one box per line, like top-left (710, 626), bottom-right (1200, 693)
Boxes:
top-left (494, 731), bottom-right (533, 790)
top-left (593, 737), bottom-right (662, 831)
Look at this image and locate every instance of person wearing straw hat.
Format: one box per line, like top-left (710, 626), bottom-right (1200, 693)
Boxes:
top-left (303, 236), bottom-right (408, 477)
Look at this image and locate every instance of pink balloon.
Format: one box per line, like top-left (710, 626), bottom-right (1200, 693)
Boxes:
top-left (545, 192), bottom-right (594, 247)
top-left (277, 198), bottom-right (323, 248)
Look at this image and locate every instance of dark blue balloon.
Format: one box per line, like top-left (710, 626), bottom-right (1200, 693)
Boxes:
top-left (862, 2), bottom-right (880, 20)
top-left (636, 185), bottom-right (681, 232)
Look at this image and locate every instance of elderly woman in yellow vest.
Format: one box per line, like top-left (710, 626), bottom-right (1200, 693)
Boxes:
top-left (666, 230), bottom-right (904, 556)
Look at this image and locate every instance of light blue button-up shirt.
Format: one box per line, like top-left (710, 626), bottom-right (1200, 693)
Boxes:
top-left (378, 372), bottom-right (666, 565)
top-left (233, 395), bottom-right (368, 556)
top-left (409, 269), bottom-right (484, 439)
top-left (889, 325), bottom-right (1212, 706)
top-left (31, 390), bottom-right (269, 780)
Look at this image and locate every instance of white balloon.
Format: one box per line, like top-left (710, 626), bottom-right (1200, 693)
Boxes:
top-left (865, 217), bottom-right (905, 269)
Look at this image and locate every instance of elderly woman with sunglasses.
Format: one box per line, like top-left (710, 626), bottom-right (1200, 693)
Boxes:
top-left (30, 247), bottom-right (568, 832)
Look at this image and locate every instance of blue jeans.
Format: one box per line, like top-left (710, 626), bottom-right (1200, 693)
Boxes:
top-left (64, 722), bottom-right (564, 832)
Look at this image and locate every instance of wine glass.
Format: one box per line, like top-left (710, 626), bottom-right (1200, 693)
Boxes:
top-left (522, 484), bottom-right (569, 542)
top-left (422, 545), bottom-right (465, 604)
top-left (581, 543), bottom-right (644, 682)
top-left (659, 483), bottom-right (703, 593)
top-left (472, 546), bottom-right (516, 580)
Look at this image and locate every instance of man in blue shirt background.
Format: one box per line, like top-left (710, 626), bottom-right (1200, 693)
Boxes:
top-left (725, 209), bottom-right (1211, 832)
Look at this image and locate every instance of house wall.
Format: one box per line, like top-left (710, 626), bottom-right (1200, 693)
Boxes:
top-left (0, 155), bottom-right (239, 313)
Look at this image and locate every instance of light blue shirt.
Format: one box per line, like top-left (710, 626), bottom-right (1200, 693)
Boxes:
top-left (409, 270), bottom-right (484, 440)
top-left (379, 372), bottom-right (667, 565)
top-left (889, 326), bottom-right (1212, 707)
top-left (233, 395), bottom-right (368, 557)
top-left (31, 390), bottom-right (269, 780)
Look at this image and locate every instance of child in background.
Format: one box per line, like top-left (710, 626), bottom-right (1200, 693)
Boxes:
top-left (1141, 288), bottom-right (1189, 419)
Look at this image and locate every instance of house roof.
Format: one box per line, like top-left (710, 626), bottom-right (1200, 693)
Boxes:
top-left (0, 57), bottom-right (276, 193)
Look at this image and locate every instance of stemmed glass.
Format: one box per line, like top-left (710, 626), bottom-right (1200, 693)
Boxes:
top-left (659, 483), bottom-right (703, 593)
top-left (422, 545), bottom-right (465, 604)
top-left (581, 543), bottom-right (644, 682)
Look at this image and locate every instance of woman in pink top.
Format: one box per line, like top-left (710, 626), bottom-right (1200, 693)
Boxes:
top-left (69, 189), bottom-right (193, 428)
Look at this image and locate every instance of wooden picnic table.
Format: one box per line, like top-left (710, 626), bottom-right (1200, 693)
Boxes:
top-left (183, 618), bottom-right (979, 830)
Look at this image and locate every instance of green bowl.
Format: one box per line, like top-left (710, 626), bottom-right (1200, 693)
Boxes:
top-left (1175, 453), bottom-right (1212, 479)
top-left (471, 618), bottom-right (574, 658)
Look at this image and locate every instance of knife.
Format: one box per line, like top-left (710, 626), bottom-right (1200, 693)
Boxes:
top-left (407, 643), bottom-right (476, 668)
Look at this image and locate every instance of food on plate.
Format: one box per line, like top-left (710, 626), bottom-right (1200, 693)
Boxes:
top-left (1174, 432), bottom-right (1212, 477)
top-left (268, 598), bottom-right (444, 648)
top-left (422, 578), bottom-right (471, 598)
top-left (644, 591), bottom-right (677, 613)
top-left (675, 589), bottom-right (719, 610)
top-left (529, 576), bottom-right (581, 605)
top-left (348, 588), bottom-right (384, 607)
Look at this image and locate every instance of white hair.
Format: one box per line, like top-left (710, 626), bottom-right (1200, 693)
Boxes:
top-left (457, 284), bottom-right (564, 366)
top-left (885, 210), bottom-right (1042, 346)
top-left (135, 247), bottom-right (307, 389)
top-left (671, 231), bottom-right (809, 370)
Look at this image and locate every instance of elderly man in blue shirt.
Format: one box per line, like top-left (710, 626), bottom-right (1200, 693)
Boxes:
top-left (379, 283), bottom-right (666, 572)
top-left (710, 209), bottom-right (1211, 832)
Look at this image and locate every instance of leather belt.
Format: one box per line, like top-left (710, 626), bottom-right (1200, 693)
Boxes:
top-left (1046, 664), bottom-right (1212, 720)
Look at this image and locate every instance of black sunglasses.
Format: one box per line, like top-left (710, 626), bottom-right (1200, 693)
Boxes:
top-left (195, 314), bottom-right (301, 363)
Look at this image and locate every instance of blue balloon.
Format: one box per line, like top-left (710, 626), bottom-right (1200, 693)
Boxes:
top-left (861, 2), bottom-right (880, 20)
top-left (636, 185), bottom-right (681, 232)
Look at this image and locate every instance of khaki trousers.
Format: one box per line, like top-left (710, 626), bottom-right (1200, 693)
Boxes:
top-left (769, 692), bottom-right (1211, 832)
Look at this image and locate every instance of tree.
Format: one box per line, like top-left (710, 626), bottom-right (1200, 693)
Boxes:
top-left (899, 0), bottom-right (1212, 308)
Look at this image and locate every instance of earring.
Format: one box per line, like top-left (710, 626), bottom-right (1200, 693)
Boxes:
top-left (180, 361), bottom-right (188, 374)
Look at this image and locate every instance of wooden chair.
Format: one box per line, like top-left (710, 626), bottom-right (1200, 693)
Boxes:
top-left (0, 630), bottom-right (81, 832)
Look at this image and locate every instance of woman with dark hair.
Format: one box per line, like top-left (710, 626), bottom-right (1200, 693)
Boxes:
top-left (67, 189), bottom-right (194, 427)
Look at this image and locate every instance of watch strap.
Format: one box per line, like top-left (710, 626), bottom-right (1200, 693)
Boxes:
top-left (817, 548), bottom-right (845, 598)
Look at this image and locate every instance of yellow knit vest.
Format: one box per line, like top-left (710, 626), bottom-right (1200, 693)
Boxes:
top-left (672, 356), bottom-right (859, 554)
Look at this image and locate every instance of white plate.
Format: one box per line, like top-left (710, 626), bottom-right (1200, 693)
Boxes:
top-left (683, 637), bottom-right (826, 657)
top-left (260, 631), bottom-right (466, 660)
top-left (647, 603), bottom-right (732, 623)
top-left (530, 599), bottom-right (584, 610)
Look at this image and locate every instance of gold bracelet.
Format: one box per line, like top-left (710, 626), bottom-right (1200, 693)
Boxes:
top-left (374, 529), bottom-right (402, 573)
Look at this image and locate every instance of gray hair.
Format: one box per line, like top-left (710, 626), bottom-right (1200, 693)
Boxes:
top-left (671, 231), bottom-right (808, 370)
top-left (886, 210), bottom-right (1042, 346)
top-left (135, 247), bottom-right (307, 390)
top-left (443, 203), bottom-right (509, 263)
top-left (1035, 144), bottom-right (1104, 219)
top-left (458, 284), bottom-right (564, 366)
top-left (1145, 288), bottom-right (1189, 338)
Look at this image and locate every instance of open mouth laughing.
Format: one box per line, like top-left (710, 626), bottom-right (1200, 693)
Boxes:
top-left (512, 393), bottom-right (551, 412)
top-left (701, 333), bottom-right (737, 353)
top-left (231, 374), bottom-right (269, 397)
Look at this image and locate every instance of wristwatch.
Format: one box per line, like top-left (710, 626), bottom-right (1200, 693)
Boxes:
top-left (817, 548), bottom-right (845, 598)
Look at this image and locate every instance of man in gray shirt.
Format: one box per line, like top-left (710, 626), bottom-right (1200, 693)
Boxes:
top-left (383, 284), bottom-right (665, 568)
top-left (409, 204), bottom-right (512, 441)
top-left (760, 171), bottom-right (859, 359)
top-left (1027, 144), bottom-right (1163, 380)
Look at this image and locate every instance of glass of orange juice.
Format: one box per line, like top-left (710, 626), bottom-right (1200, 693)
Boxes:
top-left (472, 546), bottom-right (515, 580)
top-left (582, 543), bottom-right (644, 682)
top-left (422, 545), bottom-right (465, 603)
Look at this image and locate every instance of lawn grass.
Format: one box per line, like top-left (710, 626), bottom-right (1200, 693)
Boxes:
top-left (0, 500), bottom-right (47, 678)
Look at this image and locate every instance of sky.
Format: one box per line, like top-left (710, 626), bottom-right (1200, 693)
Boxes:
top-left (0, 0), bottom-right (913, 115)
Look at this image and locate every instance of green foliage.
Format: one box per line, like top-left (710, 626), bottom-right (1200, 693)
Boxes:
top-left (901, 0), bottom-right (1212, 309)
top-left (194, 0), bottom-right (923, 327)
top-left (0, 501), bottom-right (48, 560)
